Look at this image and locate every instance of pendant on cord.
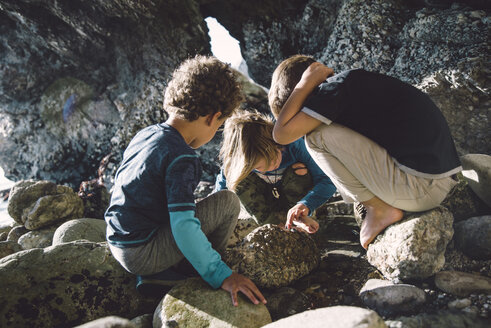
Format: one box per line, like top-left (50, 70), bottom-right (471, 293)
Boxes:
top-left (272, 187), bottom-right (280, 199)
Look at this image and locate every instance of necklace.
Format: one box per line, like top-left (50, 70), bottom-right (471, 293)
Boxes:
top-left (263, 174), bottom-right (280, 199)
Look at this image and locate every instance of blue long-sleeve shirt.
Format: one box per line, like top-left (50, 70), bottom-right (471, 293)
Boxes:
top-left (215, 138), bottom-right (336, 213)
top-left (105, 123), bottom-right (231, 288)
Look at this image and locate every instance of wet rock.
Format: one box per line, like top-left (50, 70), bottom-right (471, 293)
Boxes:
top-left (0, 241), bottom-right (155, 327)
top-left (440, 178), bottom-right (490, 222)
top-left (75, 316), bottom-right (136, 328)
top-left (434, 270), bottom-right (491, 297)
top-left (460, 154), bottom-right (491, 208)
top-left (17, 225), bottom-right (58, 249)
top-left (367, 206), bottom-right (453, 281)
top-left (52, 218), bottom-right (107, 245)
top-left (8, 180), bottom-right (84, 230)
top-left (224, 224), bottom-right (320, 288)
top-left (0, 241), bottom-right (22, 259)
top-left (263, 306), bottom-right (387, 328)
top-left (6, 225), bottom-right (28, 243)
top-left (386, 310), bottom-right (490, 328)
top-left (130, 314), bottom-right (153, 328)
top-left (454, 215), bottom-right (491, 260)
top-left (153, 277), bottom-right (271, 328)
top-left (264, 287), bottom-right (311, 321)
top-left (359, 279), bottom-right (426, 316)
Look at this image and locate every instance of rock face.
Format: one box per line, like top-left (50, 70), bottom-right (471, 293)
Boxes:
top-left (0, 241), bottom-right (154, 328)
top-left (7, 180), bottom-right (83, 230)
top-left (366, 206), bottom-right (454, 281)
top-left (1, 1), bottom-right (489, 187)
top-left (153, 277), bottom-right (271, 328)
top-left (224, 224), bottom-right (320, 288)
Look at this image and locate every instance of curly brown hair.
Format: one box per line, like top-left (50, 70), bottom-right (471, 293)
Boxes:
top-left (268, 54), bottom-right (316, 118)
top-left (164, 55), bottom-right (244, 121)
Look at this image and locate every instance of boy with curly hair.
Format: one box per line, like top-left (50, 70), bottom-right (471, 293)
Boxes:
top-left (105, 56), bottom-right (266, 306)
top-left (269, 55), bottom-right (461, 250)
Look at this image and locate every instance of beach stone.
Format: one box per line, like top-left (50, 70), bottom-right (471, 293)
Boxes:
top-left (359, 279), bottom-right (426, 316)
top-left (74, 316), bottom-right (136, 328)
top-left (262, 306), bottom-right (387, 328)
top-left (7, 180), bottom-right (84, 230)
top-left (367, 206), bottom-right (453, 281)
top-left (130, 314), bottom-right (153, 328)
top-left (454, 215), bottom-right (491, 260)
top-left (440, 178), bottom-right (490, 222)
top-left (17, 225), bottom-right (58, 249)
top-left (224, 224), bottom-right (320, 288)
top-left (6, 225), bottom-right (28, 242)
top-left (0, 240), bottom-right (155, 327)
top-left (0, 241), bottom-right (22, 259)
top-left (153, 277), bottom-right (271, 328)
top-left (386, 311), bottom-right (490, 328)
top-left (52, 218), bottom-right (107, 245)
top-left (460, 154), bottom-right (491, 208)
top-left (434, 270), bottom-right (491, 297)
top-left (264, 287), bottom-right (311, 321)
top-left (226, 216), bottom-right (259, 248)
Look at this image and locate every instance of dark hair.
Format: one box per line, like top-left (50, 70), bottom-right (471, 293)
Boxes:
top-left (164, 55), bottom-right (244, 121)
top-left (268, 54), bottom-right (316, 118)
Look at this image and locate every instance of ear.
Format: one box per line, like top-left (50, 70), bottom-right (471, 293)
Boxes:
top-left (206, 112), bottom-right (223, 126)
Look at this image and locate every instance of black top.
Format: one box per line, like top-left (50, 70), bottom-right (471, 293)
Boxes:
top-left (303, 69), bottom-right (461, 177)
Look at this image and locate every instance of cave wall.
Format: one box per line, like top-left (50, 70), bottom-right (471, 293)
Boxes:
top-left (0, 0), bottom-right (489, 187)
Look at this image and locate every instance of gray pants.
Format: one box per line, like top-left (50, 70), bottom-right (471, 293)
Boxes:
top-left (108, 190), bottom-right (240, 276)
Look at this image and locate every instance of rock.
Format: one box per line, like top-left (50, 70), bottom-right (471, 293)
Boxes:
top-left (226, 215), bottom-right (259, 248)
top-left (359, 279), bottom-right (426, 316)
top-left (367, 206), bottom-right (454, 281)
top-left (460, 154), bottom-right (491, 208)
top-left (78, 180), bottom-right (111, 219)
top-left (224, 224), bottom-right (320, 288)
top-left (454, 215), bottom-right (491, 260)
top-left (386, 311), bottom-right (490, 328)
top-left (0, 232), bottom-right (6, 241)
top-left (130, 314), bottom-right (153, 328)
top-left (262, 306), bottom-right (387, 328)
top-left (7, 180), bottom-right (84, 230)
top-left (0, 241), bottom-right (156, 327)
top-left (434, 270), bottom-right (491, 297)
top-left (153, 277), bottom-right (271, 328)
top-left (74, 316), bottom-right (136, 328)
top-left (441, 178), bottom-right (491, 221)
top-left (52, 218), bottom-right (107, 245)
top-left (0, 241), bottom-right (22, 259)
top-left (17, 225), bottom-right (58, 249)
top-left (447, 298), bottom-right (472, 310)
top-left (264, 287), bottom-right (311, 321)
top-left (6, 225), bottom-right (28, 243)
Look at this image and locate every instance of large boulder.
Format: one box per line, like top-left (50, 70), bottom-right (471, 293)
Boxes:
top-left (224, 224), bottom-right (320, 288)
top-left (7, 180), bottom-right (83, 230)
top-left (0, 241), bottom-right (155, 328)
top-left (366, 206), bottom-right (454, 281)
top-left (153, 277), bottom-right (271, 328)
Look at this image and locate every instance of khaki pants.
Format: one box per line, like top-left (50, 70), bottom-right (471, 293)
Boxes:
top-left (305, 123), bottom-right (457, 212)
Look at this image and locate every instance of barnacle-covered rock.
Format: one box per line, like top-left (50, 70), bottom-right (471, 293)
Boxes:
top-left (224, 224), bottom-right (320, 288)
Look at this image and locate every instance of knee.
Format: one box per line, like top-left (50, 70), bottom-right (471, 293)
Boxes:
top-left (216, 190), bottom-right (241, 215)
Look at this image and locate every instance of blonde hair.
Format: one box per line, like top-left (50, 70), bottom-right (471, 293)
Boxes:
top-left (268, 54), bottom-right (316, 118)
top-left (219, 110), bottom-right (281, 191)
top-left (164, 55), bottom-right (243, 121)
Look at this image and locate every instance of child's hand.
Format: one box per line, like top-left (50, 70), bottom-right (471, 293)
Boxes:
top-left (299, 62), bottom-right (334, 89)
top-left (286, 204), bottom-right (319, 234)
top-left (221, 272), bottom-right (267, 307)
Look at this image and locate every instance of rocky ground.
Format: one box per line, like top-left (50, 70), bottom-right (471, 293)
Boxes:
top-left (274, 198), bottom-right (491, 322)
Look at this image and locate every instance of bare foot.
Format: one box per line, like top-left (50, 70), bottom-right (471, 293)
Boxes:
top-left (360, 197), bottom-right (403, 249)
top-left (293, 216), bottom-right (319, 234)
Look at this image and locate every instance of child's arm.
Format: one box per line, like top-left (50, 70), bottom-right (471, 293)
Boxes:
top-left (273, 62), bottom-right (333, 145)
